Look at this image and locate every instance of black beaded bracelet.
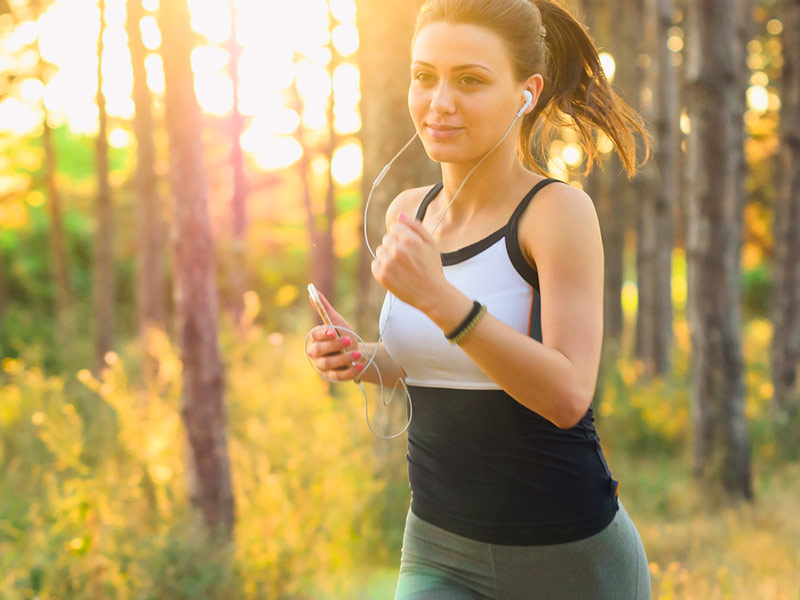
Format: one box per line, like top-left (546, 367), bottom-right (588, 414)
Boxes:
top-left (445, 300), bottom-right (483, 342)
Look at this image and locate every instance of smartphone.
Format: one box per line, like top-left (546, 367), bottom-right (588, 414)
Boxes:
top-left (308, 283), bottom-right (361, 382)
top-left (308, 283), bottom-right (336, 333)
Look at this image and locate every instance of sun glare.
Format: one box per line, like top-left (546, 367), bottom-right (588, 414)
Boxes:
top-left (0, 0), bottom-right (364, 182)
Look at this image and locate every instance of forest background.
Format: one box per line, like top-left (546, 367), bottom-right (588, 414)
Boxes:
top-left (0, 0), bottom-right (798, 598)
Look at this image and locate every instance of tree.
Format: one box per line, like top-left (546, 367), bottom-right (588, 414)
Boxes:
top-left (355, 0), bottom-right (439, 338)
top-left (226, 1), bottom-right (248, 327)
top-left (636, 0), bottom-right (680, 377)
top-left (126, 0), bottom-right (166, 338)
top-left (31, 0), bottom-right (73, 345)
top-left (771, 0), bottom-right (800, 434)
top-left (354, 0), bottom-right (439, 451)
top-left (684, 0), bottom-right (752, 499)
top-left (93, 0), bottom-right (114, 370)
top-left (159, 0), bottom-right (235, 538)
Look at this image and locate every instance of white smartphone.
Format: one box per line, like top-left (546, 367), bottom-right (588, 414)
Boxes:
top-left (308, 283), bottom-right (362, 382)
top-left (308, 283), bottom-right (335, 328)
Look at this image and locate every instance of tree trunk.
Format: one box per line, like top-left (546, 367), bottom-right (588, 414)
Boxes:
top-left (159, 0), bottom-right (235, 538)
top-left (684, 0), bottom-right (752, 499)
top-left (93, 0), bottom-right (114, 370)
top-left (39, 88), bottom-right (72, 347)
top-left (316, 2), bottom-right (339, 310)
top-left (355, 0), bottom-right (439, 340)
top-left (354, 0), bottom-right (446, 468)
top-left (637, 0), bottom-right (679, 377)
top-left (602, 0), bottom-right (639, 347)
top-left (771, 0), bottom-right (800, 429)
top-left (126, 0), bottom-right (166, 338)
top-left (227, 3), bottom-right (248, 327)
top-left (577, 0), bottom-right (619, 417)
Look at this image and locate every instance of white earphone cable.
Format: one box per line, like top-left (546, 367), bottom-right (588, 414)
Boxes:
top-left (306, 93), bottom-right (532, 439)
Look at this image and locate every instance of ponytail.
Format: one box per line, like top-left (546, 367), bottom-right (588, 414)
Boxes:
top-left (414, 0), bottom-right (651, 178)
top-left (527, 0), bottom-right (650, 178)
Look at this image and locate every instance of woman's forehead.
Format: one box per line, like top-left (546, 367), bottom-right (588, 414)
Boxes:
top-left (411, 22), bottom-right (511, 72)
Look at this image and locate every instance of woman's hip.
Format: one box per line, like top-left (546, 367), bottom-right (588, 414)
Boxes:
top-left (394, 501), bottom-right (651, 600)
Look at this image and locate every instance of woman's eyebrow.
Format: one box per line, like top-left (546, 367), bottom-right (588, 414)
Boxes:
top-left (411, 60), bottom-right (493, 73)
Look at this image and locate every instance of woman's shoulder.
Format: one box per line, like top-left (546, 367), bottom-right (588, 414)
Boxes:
top-left (518, 178), bottom-right (600, 271)
top-left (384, 183), bottom-right (439, 232)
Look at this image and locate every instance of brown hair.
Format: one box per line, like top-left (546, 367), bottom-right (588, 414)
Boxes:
top-left (412, 0), bottom-right (651, 178)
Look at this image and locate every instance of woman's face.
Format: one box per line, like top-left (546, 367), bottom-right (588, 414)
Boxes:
top-left (409, 22), bottom-right (535, 165)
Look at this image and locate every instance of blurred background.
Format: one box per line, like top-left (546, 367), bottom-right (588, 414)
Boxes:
top-left (0, 0), bottom-right (798, 597)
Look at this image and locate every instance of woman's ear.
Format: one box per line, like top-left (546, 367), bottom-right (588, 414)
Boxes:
top-left (523, 73), bottom-right (544, 114)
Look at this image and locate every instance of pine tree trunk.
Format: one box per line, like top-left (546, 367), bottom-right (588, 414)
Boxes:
top-left (637, 0), bottom-right (679, 377)
top-left (355, 0), bottom-right (439, 341)
top-left (126, 0), bottom-right (166, 337)
top-left (684, 0), bottom-right (752, 499)
top-left (227, 4), bottom-right (248, 327)
top-left (602, 0), bottom-right (639, 346)
top-left (355, 0), bottom-right (447, 468)
top-left (159, 0), bottom-right (235, 538)
top-left (42, 112), bottom-right (72, 338)
top-left (771, 0), bottom-right (800, 429)
top-left (318, 3), bottom-right (339, 310)
top-left (577, 0), bottom-right (619, 417)
top-left (93, 0), bottom-right (114, 370)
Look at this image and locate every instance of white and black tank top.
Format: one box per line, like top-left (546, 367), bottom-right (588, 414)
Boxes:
top-left (378, 178), bottom-right (620, 545)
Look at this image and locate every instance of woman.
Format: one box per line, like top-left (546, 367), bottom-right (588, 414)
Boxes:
top-left (307, 0), bottom-right (652, 597)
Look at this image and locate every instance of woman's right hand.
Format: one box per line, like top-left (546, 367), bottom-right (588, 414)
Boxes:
top-left (306, 289), bottom-right (366, 382)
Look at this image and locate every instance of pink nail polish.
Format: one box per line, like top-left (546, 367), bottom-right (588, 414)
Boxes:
top-left (355, 363), bottom-right (365, 371)
top-left (352, 351), bottom-right (362, 359)
top-left (327, 329), bottom-right (334, 337)
top-left (342, 337), bottom-right (351, 346)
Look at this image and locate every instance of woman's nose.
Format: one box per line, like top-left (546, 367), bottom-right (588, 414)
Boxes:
top-left (429, 83), bottom-right (455, 114)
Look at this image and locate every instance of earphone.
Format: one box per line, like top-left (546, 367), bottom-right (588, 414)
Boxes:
top-left (518, 90), bottom-right (533, 118)
top-left (305, 90), bottom-right (535, 439)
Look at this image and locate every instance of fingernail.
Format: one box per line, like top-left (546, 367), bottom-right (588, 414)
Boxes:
top-left (399, 212), bottom-right (407, 221)
top-left (342, 337), bottom-right (351, 346)
top-left (327, 329), bottom-right (334, 337)
top-left (355, 363), bottom-right (365, 371)
top-left (352, 351), bottom-right (361, 359)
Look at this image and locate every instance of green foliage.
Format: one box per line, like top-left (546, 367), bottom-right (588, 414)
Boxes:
top-left (0, 302), bottom-right (388, 599)
top-left (742, 262), bottom-right (771, 319)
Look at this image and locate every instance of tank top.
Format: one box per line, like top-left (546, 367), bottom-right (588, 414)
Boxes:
top-left (378, 178), bottom-right (620, 545)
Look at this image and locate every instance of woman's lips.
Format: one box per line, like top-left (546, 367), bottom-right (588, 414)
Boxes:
top-left (425, 124), bottom-right (463, 140)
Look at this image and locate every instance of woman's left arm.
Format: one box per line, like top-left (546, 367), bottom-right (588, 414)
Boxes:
top-left (372, 184), bottom-right (604, 430)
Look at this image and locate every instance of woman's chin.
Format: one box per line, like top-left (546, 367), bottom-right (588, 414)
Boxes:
top-left (421, 143), bottom-right (469, 164)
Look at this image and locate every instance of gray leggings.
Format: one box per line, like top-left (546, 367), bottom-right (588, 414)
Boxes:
top-left (394, 501), bottom-right (651, 599)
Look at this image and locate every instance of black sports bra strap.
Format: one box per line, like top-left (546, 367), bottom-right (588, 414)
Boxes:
top-left (505, 177), bottom-right (564, 291)
top-left (506, 178), bottom-right (563, 229)
top-left (415, 182), bottom-right (444, 221)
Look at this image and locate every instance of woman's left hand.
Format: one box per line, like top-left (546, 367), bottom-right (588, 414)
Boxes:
top-left (371, 212), bottom-right (449, 312)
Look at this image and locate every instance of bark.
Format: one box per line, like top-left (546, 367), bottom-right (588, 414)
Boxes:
top-left (317, 3), bottom-right (339, 310)
top-left (577, 0), bottom-right (619, 415)
top-left (227, 2), bottom-right (248, 326)
top-left (37, 55), bottom-right (72, 342)
top-left (159, 0), bottom-right (235, 538)
top-left (354, 0), bottom-right (445, 468)
top-left (637, 0), bottom-right (679, 377)
top-left (93, 0), bottom-right (114, 370)
top-left (684, 0), bottom-right (752, 499)
top-left (771, 0), bottom-right (800, 428)
top-left (602, 0), bottom-right (641, 346)
top-left (126, 0), bottom-right (166, 337)
top-left (355, 0), bottom-right (439, 340)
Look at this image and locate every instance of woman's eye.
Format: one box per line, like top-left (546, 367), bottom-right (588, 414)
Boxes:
top-left (413, 72), bottom-right (434, 84)
top-left (460, 75), bottom-right (482, 86)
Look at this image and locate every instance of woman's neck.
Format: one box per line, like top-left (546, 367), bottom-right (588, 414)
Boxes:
top-left (437, 144), bottom-right (528, 228)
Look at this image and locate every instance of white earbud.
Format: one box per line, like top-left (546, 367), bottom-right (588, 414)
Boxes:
top-left (517, 90), bottom-right (533, 118)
